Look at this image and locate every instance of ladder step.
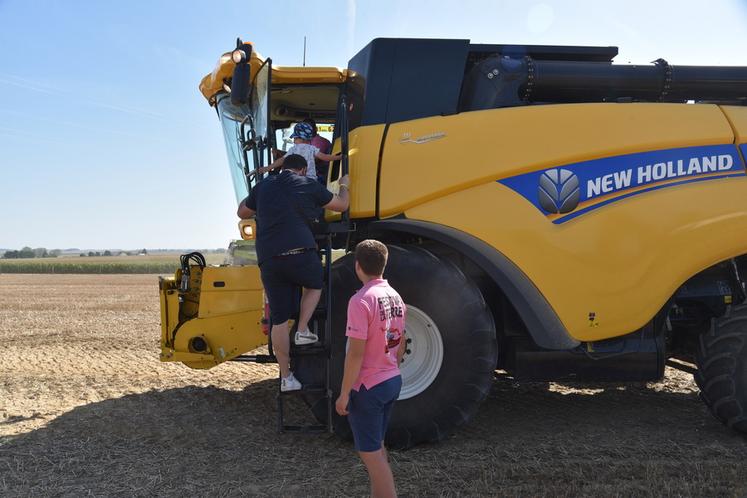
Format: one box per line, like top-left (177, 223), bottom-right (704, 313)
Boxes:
top-left (279, 386), bottom-right (329, 396)
top-left (280, 424), bottom-right (329, 434)
top-left (290, 345), bottom-right (328, 357)
top-left (276, 222), bottom-right (337, 436)
top-left (230, 354), bottom-right (277, 363)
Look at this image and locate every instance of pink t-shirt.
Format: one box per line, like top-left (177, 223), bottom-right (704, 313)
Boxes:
top-left (310, 134), bottom-right (331, 155)
top-left (346, 278), bottom-right (406, 391)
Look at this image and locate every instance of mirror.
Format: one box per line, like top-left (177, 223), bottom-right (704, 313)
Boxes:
top-left (231, 63), bottom-right (252, 106)
top-left (230, 40), bottom-right (253, 105)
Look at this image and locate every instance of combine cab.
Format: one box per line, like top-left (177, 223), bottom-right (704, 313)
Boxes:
top-left (160, 38), bottom-right (747, 447)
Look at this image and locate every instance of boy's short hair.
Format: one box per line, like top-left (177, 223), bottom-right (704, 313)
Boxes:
top-left (355, 240), bottom-right (388, 276)
top-left (282, 153), bottom-right (307, 171)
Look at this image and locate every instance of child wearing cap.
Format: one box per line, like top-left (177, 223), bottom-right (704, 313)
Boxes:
top-left (260, 122), bottom-right (341, 179)
top-left (335, 240), bottom-right (406, 498)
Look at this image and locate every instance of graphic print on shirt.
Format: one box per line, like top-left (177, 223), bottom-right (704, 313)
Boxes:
top-left (378, 295), bottom-right (404, 320)
top-left (385, 327), bottom-right (403, 354)
top-left (378, 294), bottom-right (404, 353)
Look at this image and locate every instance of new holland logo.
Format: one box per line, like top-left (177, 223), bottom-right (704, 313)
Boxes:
top-left (538, 168), bottom-right (580, 214)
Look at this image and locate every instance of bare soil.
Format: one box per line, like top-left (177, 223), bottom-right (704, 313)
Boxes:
top-left (1, 274), bottom-right (746, 497)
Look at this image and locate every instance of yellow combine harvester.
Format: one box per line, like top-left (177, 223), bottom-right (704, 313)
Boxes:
top-left (160, 38), bottom-right (747, 447)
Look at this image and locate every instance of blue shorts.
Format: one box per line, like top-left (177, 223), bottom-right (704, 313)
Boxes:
top-left (347, 375), bottom-right (402, 452)
top-left (259, 250), bottom-right (323, 324)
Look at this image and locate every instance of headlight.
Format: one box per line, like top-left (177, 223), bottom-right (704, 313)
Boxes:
top-left (231, 49), bottom-right (246, 64)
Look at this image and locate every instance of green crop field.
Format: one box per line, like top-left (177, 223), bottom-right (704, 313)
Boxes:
top-left (0, 252), bottom-right (227, 274)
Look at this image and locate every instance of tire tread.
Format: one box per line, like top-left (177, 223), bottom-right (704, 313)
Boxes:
top-left (695, 305), bottom-right (747, 435)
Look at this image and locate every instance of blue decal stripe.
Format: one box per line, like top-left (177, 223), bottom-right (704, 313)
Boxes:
top-left (552, 171), bottom-right (747, 224)
top-left (548, 169), bottom-right (740, 220)
top-left (496, 143), bottom-right (746, 223)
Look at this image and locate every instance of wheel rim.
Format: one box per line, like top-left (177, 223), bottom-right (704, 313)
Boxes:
top-left (398, 305), bottom-right (444, 400)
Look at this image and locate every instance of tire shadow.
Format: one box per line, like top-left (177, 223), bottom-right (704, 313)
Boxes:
top-left (1, 375), bottom-right (746, 497)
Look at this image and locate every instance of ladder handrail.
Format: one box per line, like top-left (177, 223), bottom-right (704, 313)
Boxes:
top-left (339, 92), bottom-right (350, 224)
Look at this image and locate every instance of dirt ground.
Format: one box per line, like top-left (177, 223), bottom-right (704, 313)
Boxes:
top-left (1, 274), bottom-right (746, 497)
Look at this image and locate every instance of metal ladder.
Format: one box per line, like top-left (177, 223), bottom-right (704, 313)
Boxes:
top-left (239, 94), bottom-right (352, 433)
top-left (276, 93), bottom-right (352, 433)
top-left (275, 230), bottom-right (335, 433)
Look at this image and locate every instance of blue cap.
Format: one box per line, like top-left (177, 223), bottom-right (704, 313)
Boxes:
top-left (290, 122), bottom-right (314, 140)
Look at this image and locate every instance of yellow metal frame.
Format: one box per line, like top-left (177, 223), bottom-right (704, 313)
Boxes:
top-left (199, 43), bottom-right (348, 103)
top-left (159, 265), bottom-right (267, 369)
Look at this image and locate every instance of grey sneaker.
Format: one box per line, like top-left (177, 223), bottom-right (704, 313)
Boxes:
top-left (281, 372), bottom-right (302, 392)
top-left (294, 329), bottom-right (319, 345)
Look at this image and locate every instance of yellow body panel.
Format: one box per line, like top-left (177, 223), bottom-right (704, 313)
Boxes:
top-left (721, 106), bottom-right (747, 144)
top-left (197, 265), bottom-right (263, 318)
top-left (159, 265), bottom-right (267, 369)
top-left (338, 124), bottom-right (386, 218)
top-left (164, 311), bottom-right (266, 369)
top-left (383, 103), bottom-right (747, 342)
top-left (378, 103), bottom-right (734, 217)
top-left (271, 65), bottom-right (347, 84)
top-left (322, 125), bottom-right (385, 221)
top-left (200, 46), bottom-right (346, 103)
top-left (406, 178), bottom-right (747, 341)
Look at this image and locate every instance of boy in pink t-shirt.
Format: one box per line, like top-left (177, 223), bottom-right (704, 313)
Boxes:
top-left (336, 240), bottom-right (405, 498)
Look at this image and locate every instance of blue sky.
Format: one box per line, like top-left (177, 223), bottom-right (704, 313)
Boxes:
top-left (1, 0), bottom-right (746, 249)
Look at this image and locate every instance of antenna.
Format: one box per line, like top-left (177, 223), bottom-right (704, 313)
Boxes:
top-left (303, 36), bottom-right (306, 67)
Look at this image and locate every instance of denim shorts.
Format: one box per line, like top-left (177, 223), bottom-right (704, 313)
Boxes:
top-left (347, 375), bottom-right (402, 452)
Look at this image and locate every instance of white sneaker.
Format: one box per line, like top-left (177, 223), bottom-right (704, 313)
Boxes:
top-left (281, 372), bottom-right (302, 392)
top-left (294, 329), bottom-right (319, 345)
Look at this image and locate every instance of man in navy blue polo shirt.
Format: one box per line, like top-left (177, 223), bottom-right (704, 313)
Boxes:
top-left (237, 153), bottom-right (349, 391)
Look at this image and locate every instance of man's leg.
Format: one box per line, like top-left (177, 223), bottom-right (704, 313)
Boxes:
top-left (261, 258), bottom-right (295, 379)
top-left (294, 251), bottom-right (324, 335)
top-left (348, 379), bottom-right (400, 498)
top-left (297, 287), bottom-right (322, 333)
top-left (358, 449), bottom-right (396, 498)
top-left (271, 321), bottom-right (291, 378)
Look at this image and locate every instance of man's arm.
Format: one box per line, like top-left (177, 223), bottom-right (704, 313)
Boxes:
top-left (238, 187), bottom-right (257, 219)
top-left (237, 197), bottom-right (256, 219)
top-left (323, 174), bottom-right (350, 212)
top-left (397, 330), bottom-right (407, 365)
top-left (335, 337), bottom-right (366, 416)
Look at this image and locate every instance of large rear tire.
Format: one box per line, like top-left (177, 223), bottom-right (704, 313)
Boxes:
top-left (695, 304), bottom-right (747, 433)
top-left (295, 244), bottom-right (498, 448)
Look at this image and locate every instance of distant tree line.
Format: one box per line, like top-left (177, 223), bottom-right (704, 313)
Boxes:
top-left (2, 247), bottom-right (60, 259)
top-left (79, 249), bottom-right (149, 257)
top-left (80, 250), bottom-right (113, 257)
top-left (2, 247), bottom-right (225, 259)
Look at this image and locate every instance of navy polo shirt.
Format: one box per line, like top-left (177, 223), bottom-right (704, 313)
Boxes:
top-left (246, 170), bottom-right (334, 264)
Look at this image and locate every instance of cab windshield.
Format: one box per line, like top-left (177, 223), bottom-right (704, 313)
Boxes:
top-left (216, 61), bottom-right (271, 203)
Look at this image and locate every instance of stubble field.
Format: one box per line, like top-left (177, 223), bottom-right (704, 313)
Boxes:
top-left (1, 274), bottom-right (746, 497)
